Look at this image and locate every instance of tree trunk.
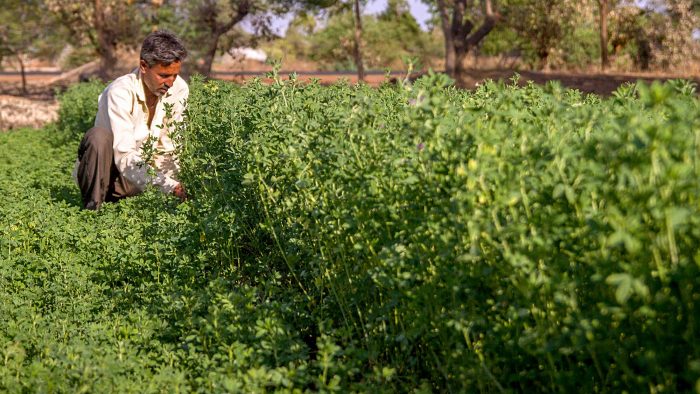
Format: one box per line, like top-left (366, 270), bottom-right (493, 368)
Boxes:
top-left (455, 47), bottom-right (468, 79)
top-left (599, 0), bottom-right (609, 71)
top-left (193, 0), bottom-right (250, 78)
top-left (96, 42), bottom-right (118, 81)
top-left (436, 0), bottom-right (456, 77)
top-left (17, 54), bottom-right (27, 95)
top-left (352, 0), bottom-right (365, 82)
top-left (199, 33), bottom-right (222, 78)
top-left (438, 0), bottom-right (499, 82)
top-left (94, 0), bottom-right (118, 80)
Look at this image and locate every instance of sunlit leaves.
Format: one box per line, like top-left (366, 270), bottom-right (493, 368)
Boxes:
top-left (4, 75), bottom-right (700, 392)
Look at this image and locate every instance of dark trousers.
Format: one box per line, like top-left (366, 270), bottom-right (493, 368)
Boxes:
top-left (77, 126), bottom-right (137, 210)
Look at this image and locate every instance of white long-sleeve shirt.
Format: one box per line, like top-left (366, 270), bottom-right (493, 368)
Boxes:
top-left (73, 68), bottom-right (189, 193)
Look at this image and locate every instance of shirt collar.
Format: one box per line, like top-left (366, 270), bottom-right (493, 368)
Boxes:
top-left (134, 68), bottom-right (146, 103)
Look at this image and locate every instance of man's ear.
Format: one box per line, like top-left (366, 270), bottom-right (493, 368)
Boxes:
top-left (139, 59), bottom-right (149, 73)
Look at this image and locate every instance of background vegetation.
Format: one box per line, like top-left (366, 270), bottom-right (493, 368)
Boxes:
top-left (2, 0), bottom-right (700, 84)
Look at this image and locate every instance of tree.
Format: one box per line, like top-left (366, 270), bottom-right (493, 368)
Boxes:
top-left (352, 0), bottom-right (365, 81)
top-left (186, 0), bottom-right (253, 77)
top-left (178, 0), bottom-right (331, 78)
top-left (44, 0), bottom-right (300, 79)
top-left (45, 0), bottom-right (147, 80)
top-left (505, 0), bottom-right (594, 70)
top-left (263, 13), bottom-right (316, 64)
top-left (610, 5), bottom-right (654, 70)
top-left (614, 0), bottom-right (700, 71)
top-left (654, 0), bottom-right (700, 70)
top-left (304, 1), bottom-right (439, 71)
top-left (598, 0), bottom-right (610, 70)
top-left (433, 0), bottom-right (500, 81)
top-left (307, 0), bottom-right (367, 81)
top-left (304, 11), bottom-right (363, 70)
top-left (374, 0), bottom-right (442, 68)
top-left (0, 0), bottom-right (48, 94)
top-left (597, 0), bottom-right (624, 71)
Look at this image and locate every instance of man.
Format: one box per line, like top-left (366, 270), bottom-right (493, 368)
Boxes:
top-left (73, 30), bottom-right (188, 210)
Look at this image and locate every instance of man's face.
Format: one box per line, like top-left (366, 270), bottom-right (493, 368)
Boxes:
top-left (140, 59), bottom-right (181, 97)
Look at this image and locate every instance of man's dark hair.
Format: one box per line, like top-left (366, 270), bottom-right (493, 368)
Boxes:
top-left (140, 30), bottom-right (187, 67)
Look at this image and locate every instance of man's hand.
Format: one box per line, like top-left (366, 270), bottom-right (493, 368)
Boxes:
top-left (173, 183), bottom-right (188, 202)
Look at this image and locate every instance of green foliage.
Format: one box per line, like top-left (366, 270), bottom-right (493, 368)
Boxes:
top-left (504, 0), bottom-right (594, 68)
top-left (0, 129), bottom-right (320, 392)
top-left (561, 25), bottom-right (600, 68)
top-left (3, 76), bottom-right (700, 392)
top-left (264, 14), bottom-right (316, 64)
top-left (306, 10), bottom-right (440, 70)
top-left (0, 0), bottom-right (53, 72)
top-left (480, 26), bottom-right (523, 56)
top-left (56, 79), bottom-right (105, 140)
top-left (305, 12), bottom-right (358, 70)
top-left (175, 75), bottom-right (700, 391)
top-left (370, 3), bottom-right (443, 68)
top-left (610, 6), bottom-right (656, 70)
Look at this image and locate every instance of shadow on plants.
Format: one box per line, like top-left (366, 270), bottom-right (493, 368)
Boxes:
top-left (48, 184), bottom-right (82, 207)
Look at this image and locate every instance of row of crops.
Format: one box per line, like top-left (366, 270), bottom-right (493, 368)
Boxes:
top-left (1, 73), bottom-right (699, 392)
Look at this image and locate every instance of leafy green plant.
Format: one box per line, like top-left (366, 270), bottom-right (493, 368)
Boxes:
top-left (175, 75), bottom-right (700, 391)
top-left (3, 76), bottom-right (700, 392)
top-left (56, 79), bottom-right (105, 140)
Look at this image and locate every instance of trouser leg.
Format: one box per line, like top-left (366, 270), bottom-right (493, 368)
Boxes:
top-left (77, 126), bottom-right (136, 210)
top-left (106, 156), bottom-right (137, 203)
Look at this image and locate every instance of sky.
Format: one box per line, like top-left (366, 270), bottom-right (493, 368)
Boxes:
top-left (267, 0), bottom-right (433, 36)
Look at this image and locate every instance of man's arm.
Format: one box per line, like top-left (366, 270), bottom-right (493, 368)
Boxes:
top-left (159, 84), bottom-right (190, 197)
top-left (173, 182), bottom-right (187, 201)
top-left (108, 87), bottom-right (179, 193)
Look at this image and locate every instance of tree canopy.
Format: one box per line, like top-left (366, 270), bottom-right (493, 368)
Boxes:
top-left (0, 0), bottom-right (698, 82)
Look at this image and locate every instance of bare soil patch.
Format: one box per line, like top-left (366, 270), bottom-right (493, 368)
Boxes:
top-left (457, 69), bottom-right (700, 95)
top-left (0, 95), bottom-right (58, 131)
top-left (214, 68), bottom-right (700, 95)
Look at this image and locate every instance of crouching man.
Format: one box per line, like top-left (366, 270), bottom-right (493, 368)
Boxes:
top-left (73, 30), bottom-right (188, 210)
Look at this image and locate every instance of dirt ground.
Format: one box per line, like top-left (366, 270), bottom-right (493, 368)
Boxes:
top-left (1, 68), bottom-right (698, 131)
top-left (215, 68), bottom-right (700, 95)
top-left (0, 94), bottom-right (58, 130)
top-left (458, 69), bottom-right (700, 95)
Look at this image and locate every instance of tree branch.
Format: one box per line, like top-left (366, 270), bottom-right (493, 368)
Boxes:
top-left (465, 0), bottom-right (500, 47)
top-left (218, 0), bottom-right (251, 35)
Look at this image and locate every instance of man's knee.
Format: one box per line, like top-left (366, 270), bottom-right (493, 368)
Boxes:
top-left (78, 127), bottom-right (113, 159)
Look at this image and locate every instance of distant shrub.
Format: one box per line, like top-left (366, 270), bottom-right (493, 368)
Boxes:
top-left (56, 79), bottom-right (105, 140)
top-left (562, 25), bottom-right (600, 68)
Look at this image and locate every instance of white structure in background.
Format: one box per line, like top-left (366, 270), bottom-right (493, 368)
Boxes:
top-left (228, 48), bottom-right (267, 63)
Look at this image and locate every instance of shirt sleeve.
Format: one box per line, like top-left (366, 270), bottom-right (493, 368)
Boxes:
top-left (158, 84), bottom-right (189, 153)
top-left (109, 87), bottom-right (179, 194)
top-left (172, 84), bottom-right (189, 124)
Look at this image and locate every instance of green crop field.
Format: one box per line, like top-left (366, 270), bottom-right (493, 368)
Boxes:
top-left (1, 73), bottom-right (699, 392)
